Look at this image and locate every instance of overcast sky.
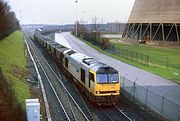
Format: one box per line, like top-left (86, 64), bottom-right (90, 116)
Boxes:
top-left (6, 0), bottom-right (135, 25)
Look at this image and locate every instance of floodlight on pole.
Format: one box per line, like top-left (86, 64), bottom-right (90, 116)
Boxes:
top-left (75, 0), bottom-right (78, 36)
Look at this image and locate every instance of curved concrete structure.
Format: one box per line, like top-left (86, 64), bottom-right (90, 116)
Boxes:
top-left (123, 0), bottom-right (180, 42)
top-left (128, 0), bottom-right (180, 23)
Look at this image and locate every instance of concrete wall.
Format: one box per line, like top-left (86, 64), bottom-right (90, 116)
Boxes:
top-left (107, 23), bottom-right (126, 33)
top-left (128, 0), bottom-right (180, 23)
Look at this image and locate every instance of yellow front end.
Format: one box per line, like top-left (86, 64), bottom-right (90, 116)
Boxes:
top-left (93, 72), bottom-right (120, 105)
top-left (94, 71), bottom-right (120, 96)
top-left (94, 83), bottom-right (120, 96)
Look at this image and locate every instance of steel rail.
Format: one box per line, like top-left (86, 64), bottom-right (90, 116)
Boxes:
top-left (24, 36), bottom-right (52, 121)
top-left (65, 90), bottom-right (77, 121)
top-left (71, 83), bottom-right (94, 121)
top-left (28, 38), bottom-right (76, 121)
top-left (102, 111), bottom-right (114, 121)
top-left (30, 37), bottom-right (90, 121)
top-left (27, 36), bottom-right (71, 121)
top-left (115, 106), bottom-right (133, 121)
top-left (54, 64), bottom-right (92, 120)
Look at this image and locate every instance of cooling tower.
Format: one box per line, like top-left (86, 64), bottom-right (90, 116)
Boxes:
top-left (123, 0), bottom-right (180, 42)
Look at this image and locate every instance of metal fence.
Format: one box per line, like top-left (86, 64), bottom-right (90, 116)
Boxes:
top-left (107, 46), bottom-right (170, 68)
top-left (110, 46), bottom-right (149, 66)
top-left (84, 39), bottom-right (178, 70)
top-left (120, 76), bottom-right (180, 121)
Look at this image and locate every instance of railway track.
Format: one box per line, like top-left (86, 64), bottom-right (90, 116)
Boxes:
top-left (25, 31), bottom-right (93, 121)
top-left (33, 32), bottom-right (94, 121)
top-left (24, 29), bottom-right (146, 121)
top-left (115, 106), bottom-right (134, 121)
top-left (101, 106), bottom-right (134, 121)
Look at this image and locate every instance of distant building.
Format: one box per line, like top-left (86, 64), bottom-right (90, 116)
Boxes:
top-left (107, 23), bottom-right (126, 33)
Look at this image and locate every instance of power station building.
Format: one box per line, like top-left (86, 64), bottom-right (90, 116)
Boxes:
top-left (123, 0), bottom-right (180, 42)
top-left (107, 23), bottom-right (126, 33)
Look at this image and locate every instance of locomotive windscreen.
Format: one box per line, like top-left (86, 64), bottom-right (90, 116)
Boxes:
top-left (96, 73), bottom-right (119, 84)
top-left (96, 67), bottom-right (119, 84)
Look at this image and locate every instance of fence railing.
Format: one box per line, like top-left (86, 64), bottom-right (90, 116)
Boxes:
top-left (120, 76), bottom-right (180, 121)
top-left (107, 46), bottom-right (150, 66)
top-left (106, 45), bottom-right (172, 69)
top-left (84, 39), bottom-right (178, 70)
top-left (87, 40), bottom-right (170, 68)
top-left (83, 39), bottom-right (180, 120)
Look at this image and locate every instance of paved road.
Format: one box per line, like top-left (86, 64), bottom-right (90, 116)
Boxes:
top-left (55, 32), bottom-right (180, 105)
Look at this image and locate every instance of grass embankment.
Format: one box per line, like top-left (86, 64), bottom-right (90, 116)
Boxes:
top-left (78, 37), bottom-right (180, 83)
top-left (0, 31), bottom-right (30, 110)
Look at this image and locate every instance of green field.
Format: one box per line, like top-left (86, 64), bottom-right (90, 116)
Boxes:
top-left (113, 43), bottom-right (180, 82)
top-left (79, 37), bottom-right (180, 83)
top-left (0, 31), bottom-right (30, 110)
top-left (113, 43), bottom-right (180, 69)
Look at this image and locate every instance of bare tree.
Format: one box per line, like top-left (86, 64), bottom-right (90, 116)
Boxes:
top-left (91, 16), bottom-right (101, 42)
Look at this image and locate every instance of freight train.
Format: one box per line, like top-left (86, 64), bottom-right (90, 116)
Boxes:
top-left (33, 29), bottom-right (120, 105)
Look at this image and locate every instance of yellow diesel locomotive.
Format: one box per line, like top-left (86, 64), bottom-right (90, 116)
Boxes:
top-left (34, 29), bottom-right (120, 105)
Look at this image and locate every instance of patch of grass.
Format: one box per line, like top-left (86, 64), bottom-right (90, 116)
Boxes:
top-left (113, 43), bottom-right (180, 70)
top-left (78, 37), bottom-right (180, 83)
top-left (0, 31), bottom-right (30, 110)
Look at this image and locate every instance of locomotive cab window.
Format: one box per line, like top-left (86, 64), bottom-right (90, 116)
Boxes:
top-left (89, 72), bottom-right (94, 88)
top-left (96, 73), bottom-right (119, 84)
top-left (81, 69), bottom-right (85, 84)
top-left (60, 54), bottom-right (64, 62)
top-left (65, 57), bottom-right (68, 68)
top-left (45, 43), bottom-right (47, 48)
top-left (54, 49), bottom-right (56, 55)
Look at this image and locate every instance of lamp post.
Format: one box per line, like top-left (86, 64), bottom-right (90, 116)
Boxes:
top-left (75, 0), bottom-right (78, 36)
top-left (19, 10), bottom-right (22, 25)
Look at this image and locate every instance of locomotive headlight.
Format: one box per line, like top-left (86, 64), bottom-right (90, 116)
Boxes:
top-left (96, 91), bottom-right (100, 94)
top-left (116, 90), bottom-right (120, 93)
